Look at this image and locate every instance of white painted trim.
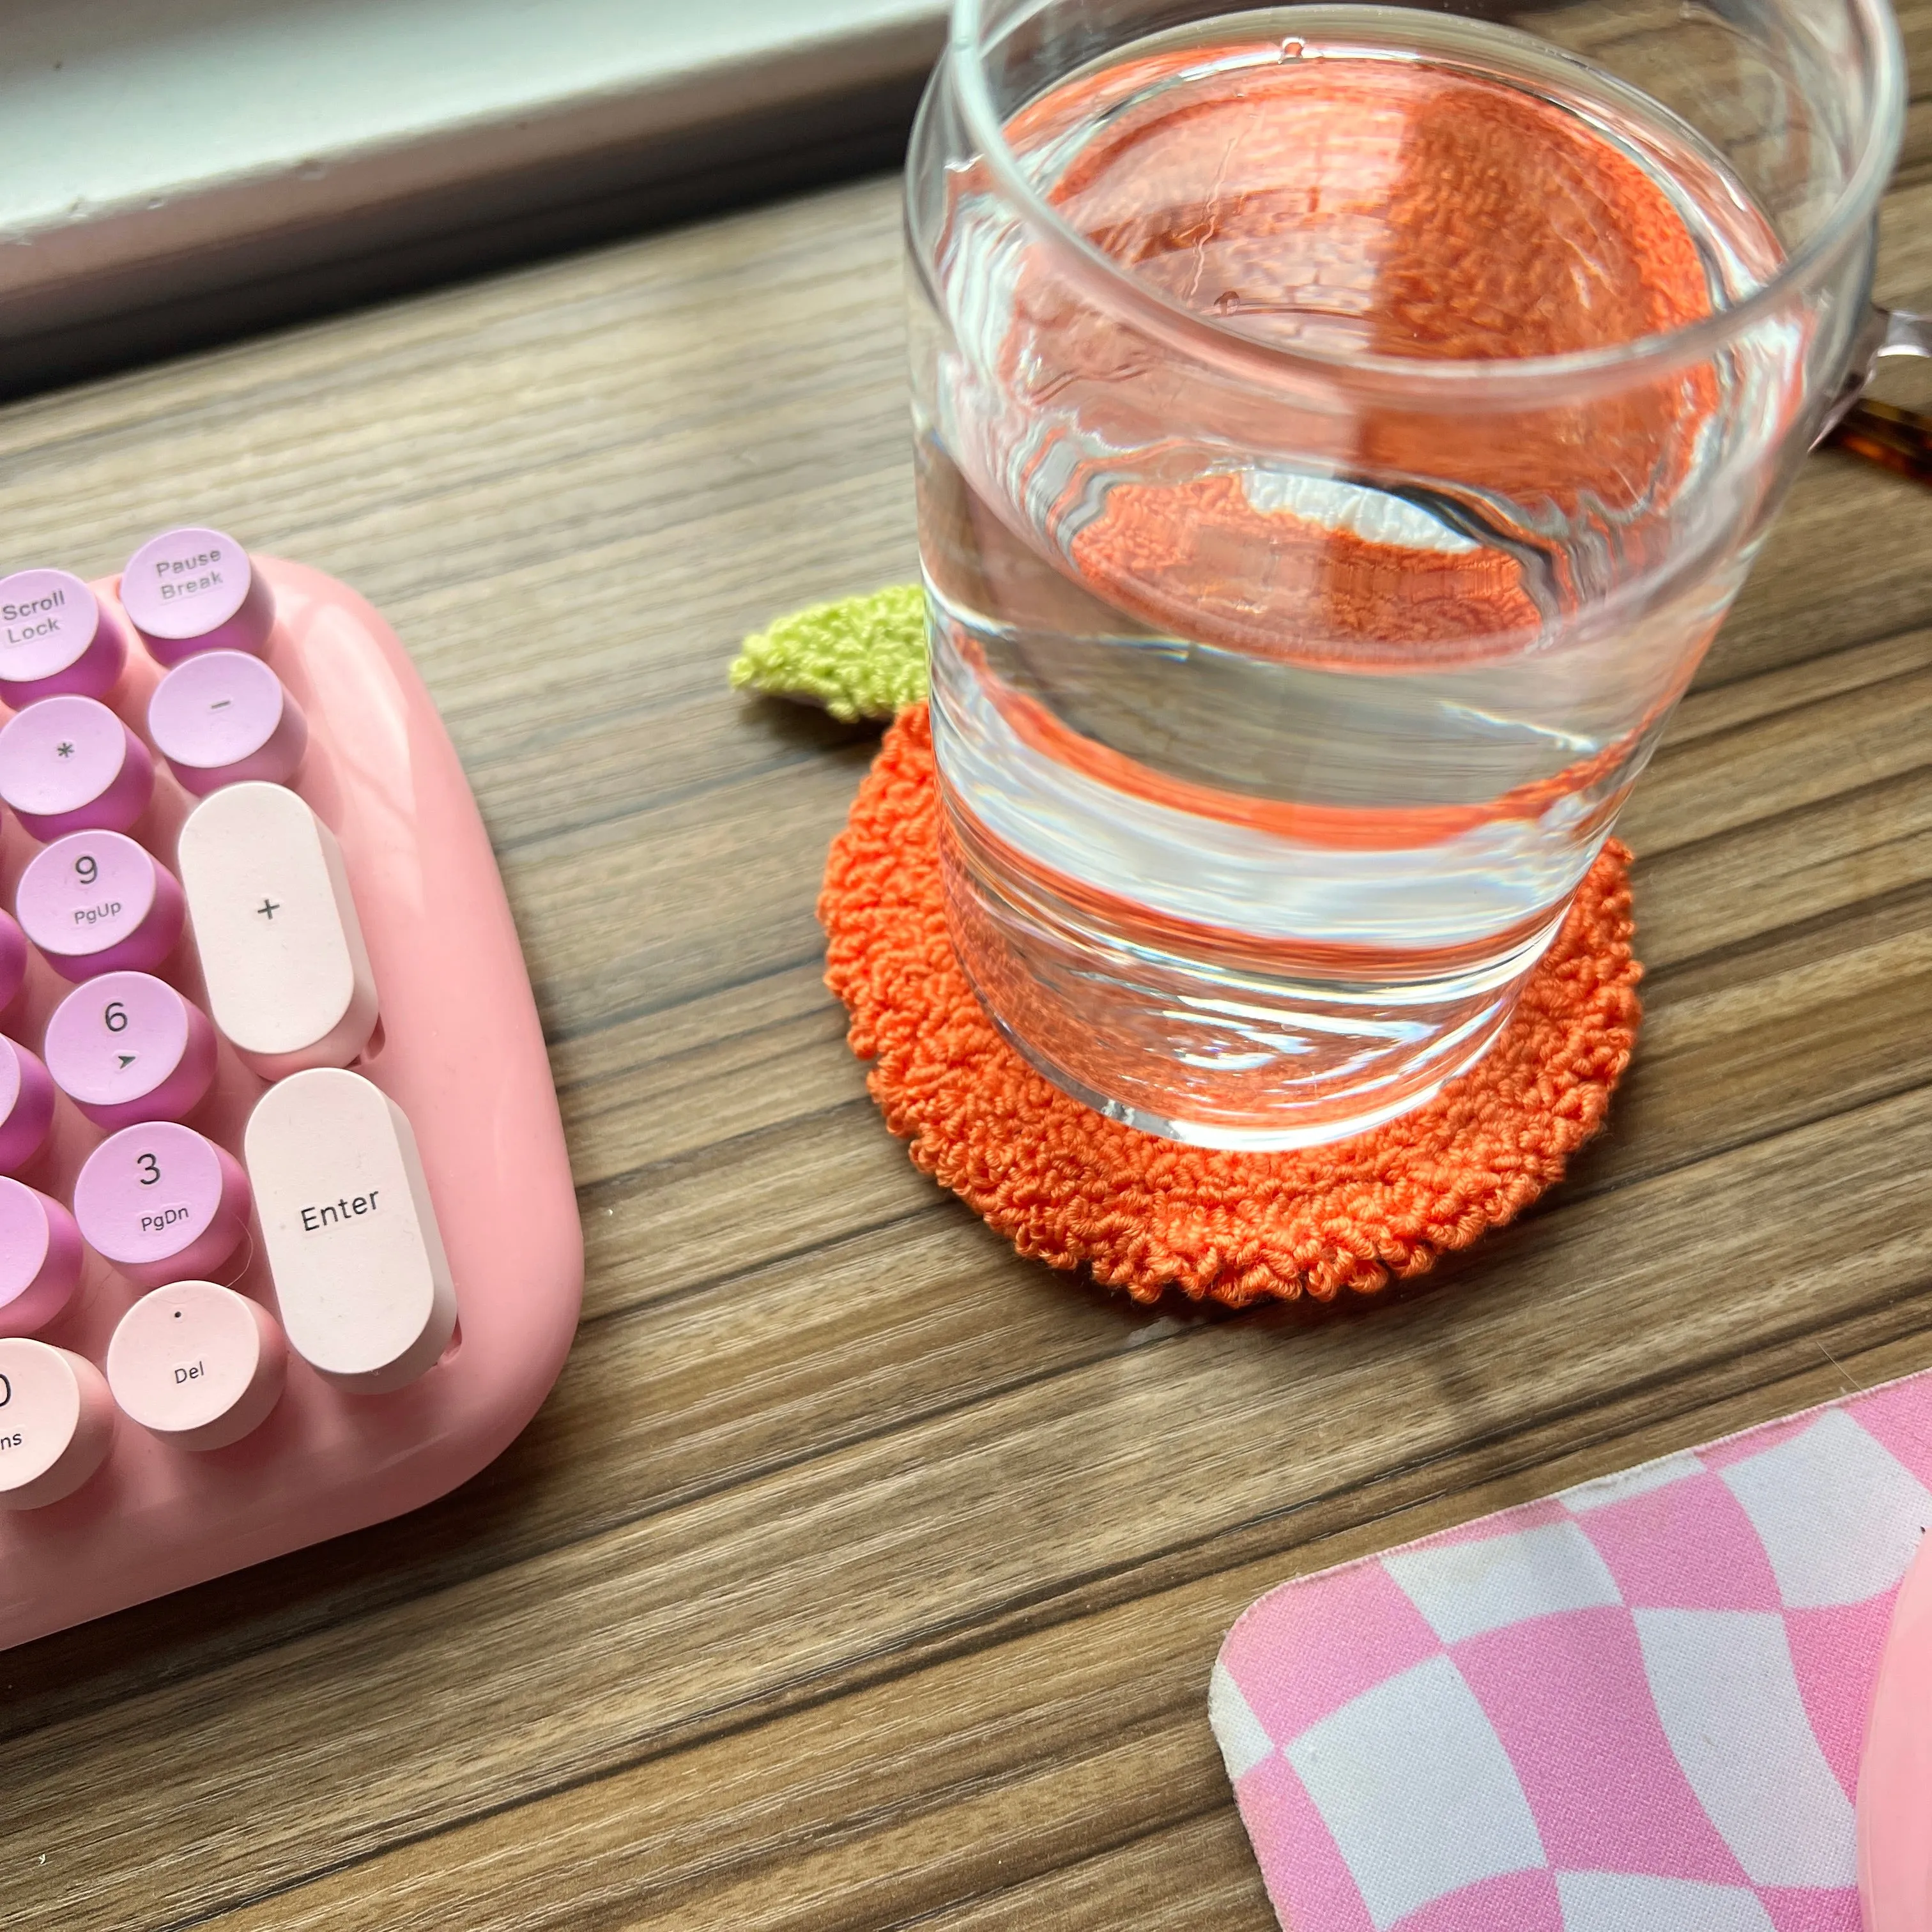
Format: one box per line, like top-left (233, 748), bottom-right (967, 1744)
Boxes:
top-left (0, 0), bottom-right (945, 364)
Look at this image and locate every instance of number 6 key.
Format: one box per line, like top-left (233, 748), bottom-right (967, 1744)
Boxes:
top-left (45, 972), bottom-right (218, 1129)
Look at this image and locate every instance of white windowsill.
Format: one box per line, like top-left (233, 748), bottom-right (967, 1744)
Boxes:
top-left (0, 0), bottom-right (946, 381)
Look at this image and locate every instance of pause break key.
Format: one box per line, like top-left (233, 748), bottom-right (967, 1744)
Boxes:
top-left (121, 526), bottom-right (274, 663)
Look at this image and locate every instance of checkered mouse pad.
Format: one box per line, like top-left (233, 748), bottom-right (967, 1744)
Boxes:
top-left (1211, 1370), bottom-right (1932, 1931)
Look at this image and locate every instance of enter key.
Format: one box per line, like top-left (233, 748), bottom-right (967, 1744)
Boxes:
top-left (245, 1067), bottom-right (456, 1393)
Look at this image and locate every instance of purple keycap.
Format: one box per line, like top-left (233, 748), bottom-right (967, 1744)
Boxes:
top-left (72, 1119), bottom-right (250, 1289)
top-left (119, 528), bottom-right (274, 664)
top-left (0, 911), bottom-right (26, 1015)
top-left (45, 972), bottom-right (217, 1129)
top-left (0, 1038), bottom-right (54, 1174)
top-left (0, 694), bottom-right (154, 841)
top-left (147, 650), bottom-right (307, 795)
top-left (0, 1179), bottom-right (82, 1337)
top-left (16, 831), bottom-right (185, 981)
top-left (0, 569), bottom-right (128, 706)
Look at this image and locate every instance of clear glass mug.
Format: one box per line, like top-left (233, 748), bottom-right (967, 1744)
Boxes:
top-left (905, 0), bottom-right (1926, 1149)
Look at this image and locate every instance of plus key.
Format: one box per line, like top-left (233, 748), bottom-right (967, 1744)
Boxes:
top-left (176, 783), bottom-right (377, 1077)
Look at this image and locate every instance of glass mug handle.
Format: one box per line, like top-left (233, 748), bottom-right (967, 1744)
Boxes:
top-left (1821, 305), bottom-right (1932, 482)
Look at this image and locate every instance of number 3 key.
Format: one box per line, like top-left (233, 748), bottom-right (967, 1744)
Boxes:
top-left (72, 1121), bottom-right (251, 1289)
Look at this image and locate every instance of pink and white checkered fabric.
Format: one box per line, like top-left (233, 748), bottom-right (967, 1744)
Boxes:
top-left (1212, 1370), bottom-right (1932, 1932)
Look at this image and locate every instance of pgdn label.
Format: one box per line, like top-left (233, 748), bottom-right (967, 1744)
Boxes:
top-left (141, 1203), bottom-right (190, 1235)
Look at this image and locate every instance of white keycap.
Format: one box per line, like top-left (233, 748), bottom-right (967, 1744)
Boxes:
top-left (244, 1068), bottom-right (456, 1392)
top-left (0, 1338), bottom-right (115, 1509)
top-left (105, 1281), bottom-right (288, 1452)
top-left (176, 782), bottom-right (378, 1078)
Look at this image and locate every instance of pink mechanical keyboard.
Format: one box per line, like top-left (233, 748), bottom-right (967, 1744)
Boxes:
top-left (0, 530), bottom-right (582, 1649)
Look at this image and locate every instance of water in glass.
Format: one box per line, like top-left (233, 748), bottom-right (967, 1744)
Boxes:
top-left (914, 8), bottom-right (1805, 1146)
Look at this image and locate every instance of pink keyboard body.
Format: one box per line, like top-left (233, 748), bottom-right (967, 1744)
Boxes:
top-left (0, 555), bottom-right (582, 1650)
top-left (1859, 1531), bottom-right (1932, 1930)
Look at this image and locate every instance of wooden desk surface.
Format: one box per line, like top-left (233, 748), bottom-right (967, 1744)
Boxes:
top-left (4, 129), bottom-right (1932, 1932)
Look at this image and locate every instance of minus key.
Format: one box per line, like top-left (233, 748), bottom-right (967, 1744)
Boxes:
top-left (148, 652), bottom-right (307, 795)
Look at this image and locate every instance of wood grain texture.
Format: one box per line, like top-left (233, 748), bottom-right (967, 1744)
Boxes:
top-left (2, 58), bottom-right (1931, 1930)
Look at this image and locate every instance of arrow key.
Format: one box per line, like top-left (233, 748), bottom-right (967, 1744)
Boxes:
top-left (45, 972), bottom-right (217, 1130)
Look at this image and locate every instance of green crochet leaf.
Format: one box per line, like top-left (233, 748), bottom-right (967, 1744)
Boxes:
top-left (729, 583), bottom-right (928, 722)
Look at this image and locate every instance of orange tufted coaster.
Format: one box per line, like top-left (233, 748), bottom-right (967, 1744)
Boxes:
top-left (820, 703), bottom-right (1641, 1307)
